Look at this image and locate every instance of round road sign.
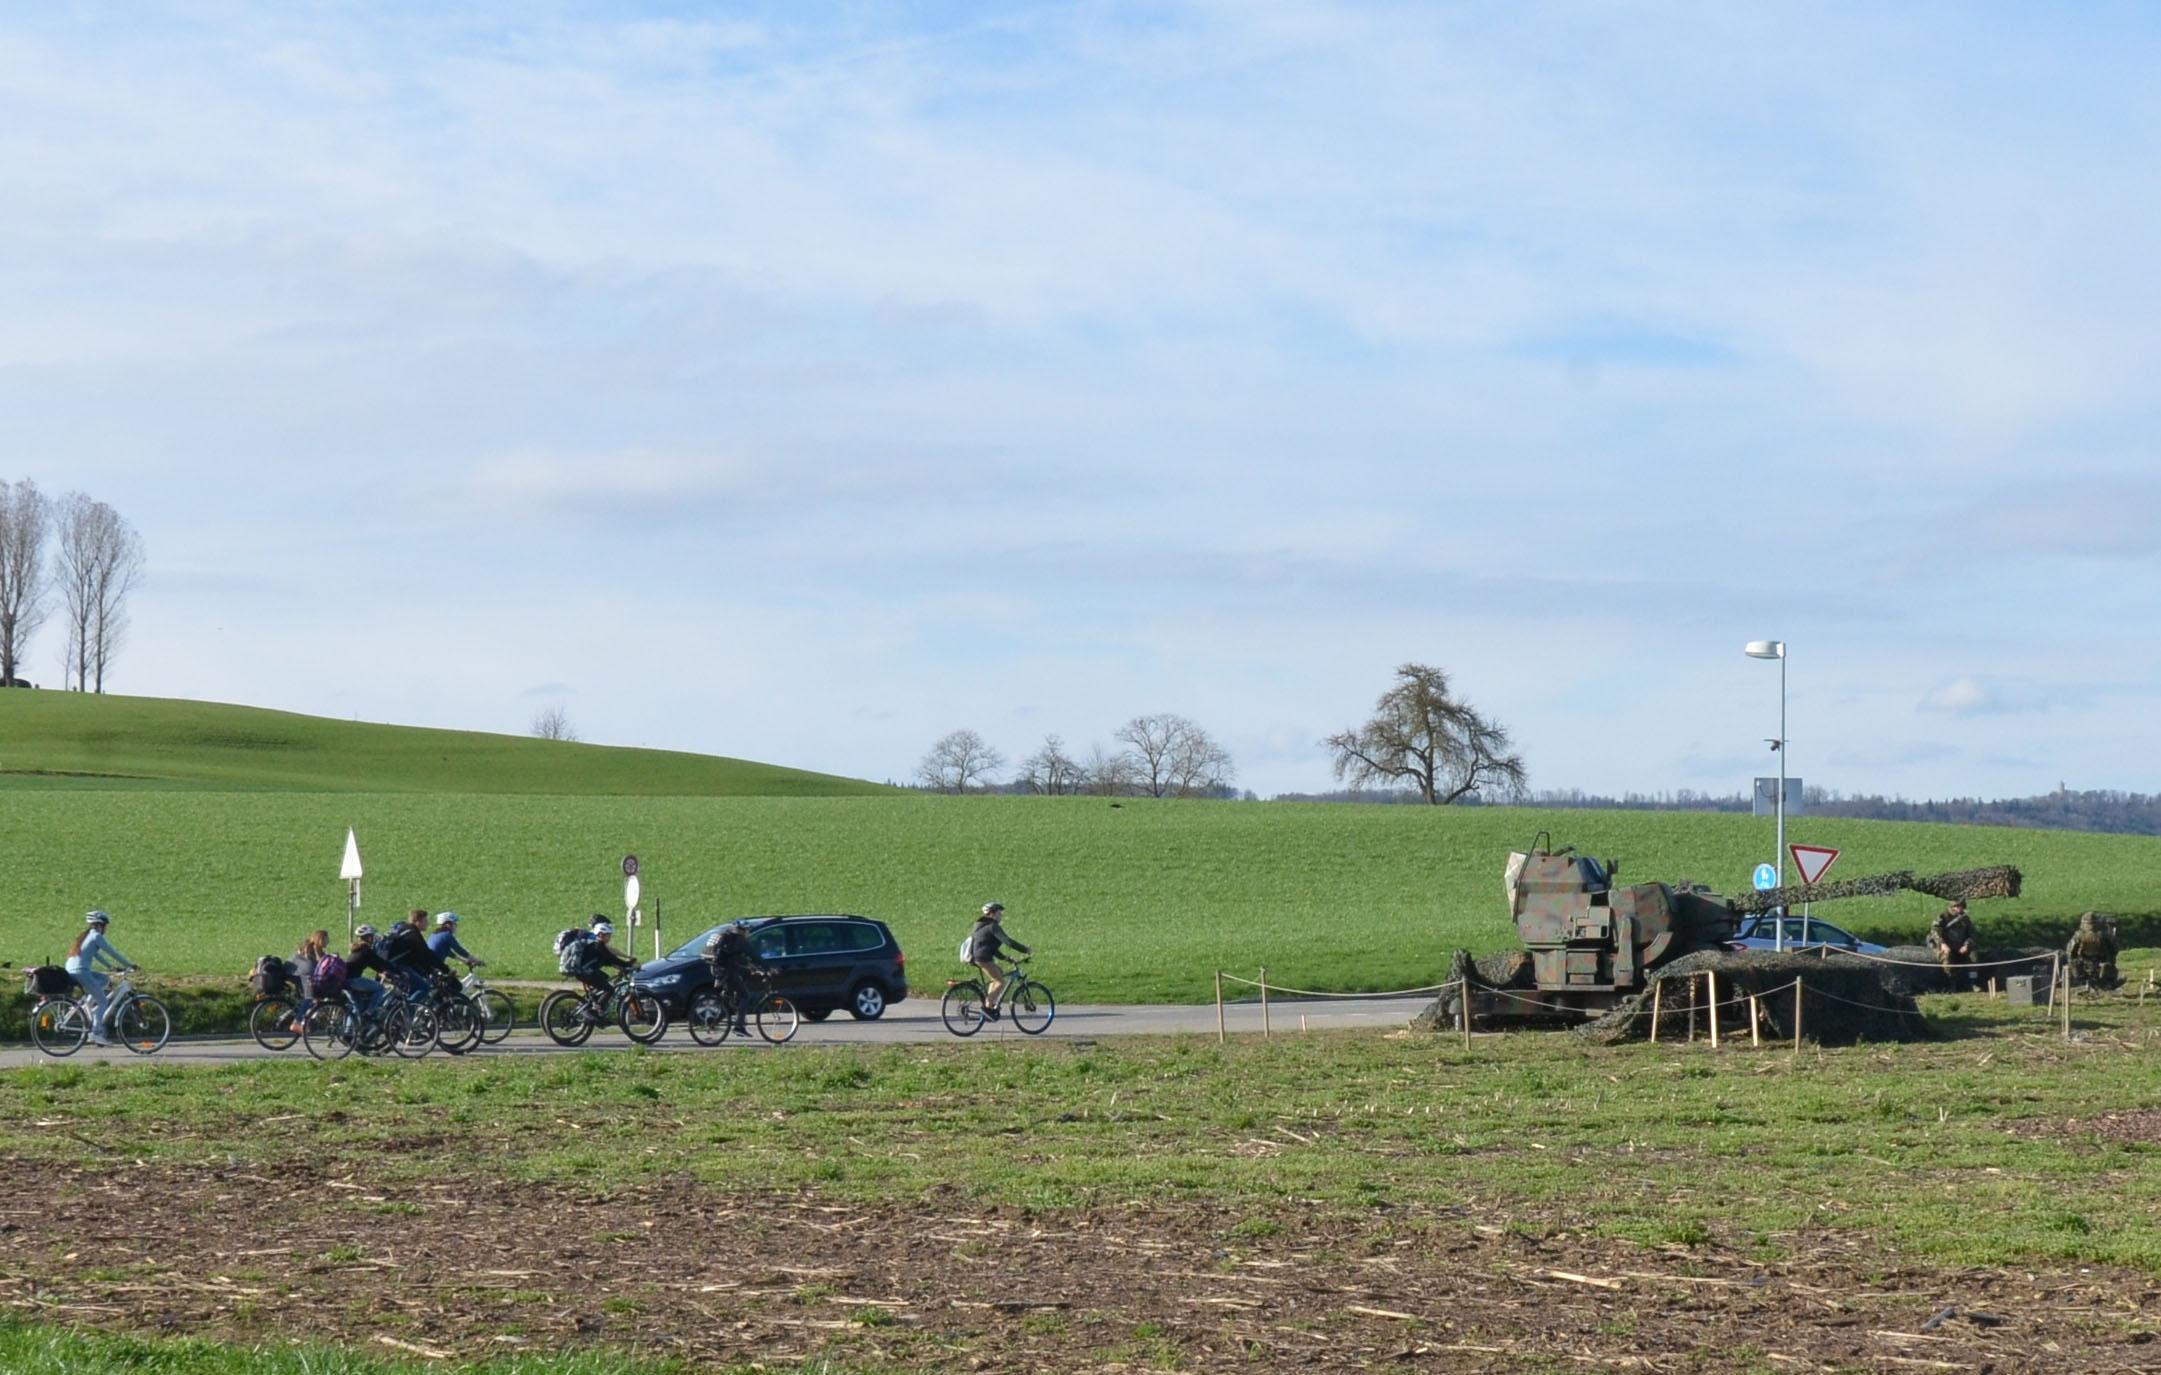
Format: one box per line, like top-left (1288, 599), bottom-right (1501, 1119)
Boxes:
top-left (1752, 863), bottom-right (1778, 891)
top-left (622, 855), bottom-right (639, 878)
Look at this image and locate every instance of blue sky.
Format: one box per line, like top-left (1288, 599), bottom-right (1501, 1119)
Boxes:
top-left (5, 2), bottom-right (2158, 797)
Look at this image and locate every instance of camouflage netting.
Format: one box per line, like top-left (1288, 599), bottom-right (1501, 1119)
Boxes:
top-left (1731, 864), bottom-right (2022, 915)
top-left (1573, 951), bottom-right (1926, 1045)
top-left (1411, 948), bottom-right (1935, 1046)
top-left (1867, 946), bottom-right (2054, 998)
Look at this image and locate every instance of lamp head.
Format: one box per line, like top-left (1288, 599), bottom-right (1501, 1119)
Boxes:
top-left (1744, 640), bottom-right (1785, 660)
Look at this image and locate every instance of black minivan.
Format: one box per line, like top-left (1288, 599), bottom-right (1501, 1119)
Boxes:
top-left (635, 914), bottom-right (907, 1022)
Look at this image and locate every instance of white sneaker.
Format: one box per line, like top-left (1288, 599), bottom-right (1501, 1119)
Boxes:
top-left (88, 1035), bottom-right (114, 1048)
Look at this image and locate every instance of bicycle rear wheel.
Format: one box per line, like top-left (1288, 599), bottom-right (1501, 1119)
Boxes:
top-left (30, 1000), bottom-right (89, 1057)
top-left (1007, 980), bottom-right (1056, 1035)
top-left (538, 991), bottom-right (594, 1047)
top-left (685, 989), bottom-right (733, 1047)
top-left (113, 996), bottom-right (172, 1054)
top-left (474, 988), bottom-right (517, 1044)
top-left (250, 997), bottom-right (301, 1051)
top-left (940, 983), bottom-right (987, 1037)
top-left (392, 1003), bottom-right (437, 1058)
top-left (618, 988), bottom-right (669, 1045)
top-left (434, 994), bottom-right (484, 1055)
top-left (755, 994), bottom-right (799, 1044)
top-left (302, 1003), bottom-right (357, 1061)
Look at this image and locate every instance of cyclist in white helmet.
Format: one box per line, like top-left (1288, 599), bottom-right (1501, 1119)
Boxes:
top-left (63, 910), bottom-right (136, 1047)
top-left (573, 916), bottom-right (636, 998)
top-left (964, 902), bottom-right (1031, 1020)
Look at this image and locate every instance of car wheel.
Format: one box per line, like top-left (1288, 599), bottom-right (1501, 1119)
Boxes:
top-left (801, 1007), bottom-right (832, 1022)
top-left (849, 981), bottom-right (887, 1021)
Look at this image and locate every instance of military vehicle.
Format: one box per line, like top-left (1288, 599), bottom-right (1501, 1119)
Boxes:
top-left (1458, 833), bottom-right (2021, 1025)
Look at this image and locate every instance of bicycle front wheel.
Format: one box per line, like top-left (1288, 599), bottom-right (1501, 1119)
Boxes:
top-left (30, 1000), bottom-right (89, 1057)
top-left (685, 989), bottom-right (733, 1047)
top-left (434, 995), bottom-right (484, 1055)
top-left (392, 1003), bottom-right (437, 1059)
top-left (940, 983), bottom-right (987, 1037)
top-left (538, 991), bottom-right (594, 1047)
top-left (618, 988), bottom-right (669, 1045)
top-left (114, 996), bottom-right (172, 1054)
top-left (755, 994), bottom-right (799, 1045)
top-left (303, 1003), bottom-right (357, 1061)
top-left (474, 988), bottom-right (517, 1044)
top-left (1007, 980), bottom-right (1056, 1035)
top-left (250, 997), bottom-right (301, 1052)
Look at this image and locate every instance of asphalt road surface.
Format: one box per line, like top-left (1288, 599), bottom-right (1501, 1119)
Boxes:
top-left (0, 995), bottom-right (1437, 1068)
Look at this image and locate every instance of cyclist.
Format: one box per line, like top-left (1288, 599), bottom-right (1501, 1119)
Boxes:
top-left (63, 910), bottom-right (137, 1048)
top-left (291, 930), bottom-right (346, 1031)
top-left (572, 918), bottom-right (637, 1006)
top-left (380, 909), bottom-right (451, 999)
top-left (427, 912), bottom-right (484, 971)
top-left (343, 925), bottom-right (391, 1015)
top-left (703, 922), bottom-right (769, 1033)
top-left (965, 902), bottom-right (1031, 1020)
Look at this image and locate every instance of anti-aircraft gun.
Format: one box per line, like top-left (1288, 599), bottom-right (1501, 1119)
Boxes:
top-left (1454, 832), bottom-right (2022, 1025)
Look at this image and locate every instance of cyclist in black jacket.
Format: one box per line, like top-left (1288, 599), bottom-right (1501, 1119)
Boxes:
top-left (381, 910), bottom-right (450, 999)
top-left (703, 923), bottom-right (769, 1033)
top-left (575, 920), bottom-right (637, 998)
top-left (344, 926), bottom-right (392, 1014)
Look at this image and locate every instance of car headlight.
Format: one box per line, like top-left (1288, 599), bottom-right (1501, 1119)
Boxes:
top-left (645, 973), bottom-right (683, 988)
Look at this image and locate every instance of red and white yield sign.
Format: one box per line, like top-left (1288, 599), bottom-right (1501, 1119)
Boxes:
top-left (1789, 844), bottom-right (1841, 886)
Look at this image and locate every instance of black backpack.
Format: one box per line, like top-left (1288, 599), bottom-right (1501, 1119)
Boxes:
top-left (250, 955), bottom-right (295, 998)
top-left (25, 965), bottom-right (74, 998)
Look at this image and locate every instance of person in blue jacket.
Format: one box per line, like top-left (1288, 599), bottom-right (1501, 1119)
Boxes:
top-left (63, 910), bottom-right (138, 1047)
top-left (426, 912), bottom-right (484, 972)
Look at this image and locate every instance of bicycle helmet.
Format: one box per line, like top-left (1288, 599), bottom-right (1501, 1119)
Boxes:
top-left (85, 910), bottom-right (110, 927)
top-left (434, 912), bottom-right (459, 928)
top-left (591, 920), bottom-right (615, 937)
top-left (981, 902), bottom-right (1004, 916)
top-left (354, 924), bottom-right (377, 941)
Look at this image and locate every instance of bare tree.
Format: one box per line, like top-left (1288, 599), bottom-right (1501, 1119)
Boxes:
top-left (1324, 662), bottom-right (1527, 804)
top-left (916, 729), bottom-right (1005, 794)
top-left (53, 495), bottom-right (137, 692)
top-left (1083, 741), bottom-right (1138, 796)
top-left (1114, 713), bottom-right (1235, 798)
top-left (0, 479), bottom-right (51, 685)
top-left (1016, 734), bottom-right (1084, 795)
top-left (531, 705), bottom-right (579, 741)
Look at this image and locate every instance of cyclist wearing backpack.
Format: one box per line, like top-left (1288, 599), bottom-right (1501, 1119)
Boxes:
top-left (427, 912), bottom-right (483, 970)
top-left (964, 902), bottom-right (1030, 1020)
top-left (290, 931), bottom-right (347, 1031)
top-left (63, 910), bottom-right (137, 1048)
top-left (572, 919), bottom-right (636, 998)
top-left (344, 926), bottom-right (391, 1015)
top-left (703, 922), bottom-right (769, 1033)
top-left (380, 910), bottom-right (449, 998)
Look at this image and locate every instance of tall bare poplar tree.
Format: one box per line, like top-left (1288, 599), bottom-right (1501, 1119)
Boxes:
top-left (54, 494), bottom-right (146, 693)
top-left (0, 479), bottom-right (51, 685)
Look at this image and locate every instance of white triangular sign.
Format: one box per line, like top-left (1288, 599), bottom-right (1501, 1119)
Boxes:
top-left (1789, 843), bottom-right (1839, 886)
top-left (340, 828), bottom-right (364, 880)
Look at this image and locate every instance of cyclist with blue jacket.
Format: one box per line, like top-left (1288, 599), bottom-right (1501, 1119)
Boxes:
top-left (63, 910), bottom-right (136, 1047)
top-left (426, 912), bottom-right (483, 970)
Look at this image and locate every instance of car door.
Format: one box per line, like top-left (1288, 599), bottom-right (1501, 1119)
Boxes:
top-left (748, 924), bottom-right (794, 1000)
top-left (782, 920), bottom-right (848, 1006)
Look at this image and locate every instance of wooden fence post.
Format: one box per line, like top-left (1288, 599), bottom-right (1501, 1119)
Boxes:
top-left (1707, 970), bottom-right (1721, 1050)
top-left (1688, 973), bottom-right (1698, 1043)
top-left (1793, 978), bottom-right (1805, 1056)
top-left (1649, 979), bottom-right (1663, 1044)
top-left (1215, 970), bottom-right (1225, 1044)
top-left (1748, 994), bottom-right (1761, 1048)
top-left (1457, 979), bottom-right (1471, 1051)
top-left (2061, 957), bottom-right (2073, 1041)
top-left (1260, 968), bottom-right (1270, 1040)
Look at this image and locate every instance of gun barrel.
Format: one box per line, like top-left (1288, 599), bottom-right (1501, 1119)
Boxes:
top-left (1732, 865), bottom-right (2022, 915)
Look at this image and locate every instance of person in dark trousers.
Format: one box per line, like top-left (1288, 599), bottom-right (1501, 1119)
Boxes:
top-left (344, 926), bottom-right (390, 1014)
top-left (704, 922), bottom-right (769, 1033)
top-left (965, 902), bottom-right (1031, 1020)
top-left (574, 919), bottom-right (637, 1006)
top-left (380, 910), bottom-right (450, 998)
top-left (1927, 899), bottom-right (1979, 990)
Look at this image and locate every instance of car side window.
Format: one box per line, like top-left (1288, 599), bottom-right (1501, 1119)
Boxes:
top-left (753, 929), bottom-right (787, 960)
top-left (787, 923), bottom-right (844, 957)
top-left (843, 923), bottom-right (883, 952)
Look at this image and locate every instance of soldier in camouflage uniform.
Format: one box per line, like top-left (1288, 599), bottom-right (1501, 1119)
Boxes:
top-left (2064, 911), bottom-right (2120, 991)
top-left (1928, 899), bottom-right (1979, 990)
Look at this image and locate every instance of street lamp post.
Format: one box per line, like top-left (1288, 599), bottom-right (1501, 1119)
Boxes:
top-left (1745, 640), bottom-right (1786, 949)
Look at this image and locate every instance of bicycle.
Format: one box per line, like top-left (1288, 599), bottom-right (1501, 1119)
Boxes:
top-left (685, 967), bottom-right (799, 1046)
top-left (940, 961), bottom-right (1054, 1037)
top-left (28, 969), bottom-right (172, 1056)
top-left (537, 971), bottom-right (669, 1047)
top-left (249, 992), bottom-right (304, 1051)
top-left (458, 966), bottom-right (517, 1045)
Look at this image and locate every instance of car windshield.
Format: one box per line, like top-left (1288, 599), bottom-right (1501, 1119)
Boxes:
top-left (665, 924), bottom-right (733, 961)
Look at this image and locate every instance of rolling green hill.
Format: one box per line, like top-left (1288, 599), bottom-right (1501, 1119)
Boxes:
top-left (0, 692), bottom-right (888, 796)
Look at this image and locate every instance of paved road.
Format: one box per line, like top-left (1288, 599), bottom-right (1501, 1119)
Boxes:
top-left (0, 995), bottom-right (1437, 1068)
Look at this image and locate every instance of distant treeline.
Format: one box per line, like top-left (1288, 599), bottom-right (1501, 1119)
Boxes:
top-left (1273, 785), bottom-right (2161, 836)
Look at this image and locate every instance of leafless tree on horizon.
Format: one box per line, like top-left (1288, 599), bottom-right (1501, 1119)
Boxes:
top-left (1017, 734), bottom-right (1085, 794)
top-left (531, 705), bottom-right (579, 741)
top-left (1114, 713), bottom-right (1235, 798)
top-left (916, 728), bottom-right (1004, 794)
top-left (53, 493), bottom-right (144, 693)
top-left (0, 479), bottom-right (52, 685)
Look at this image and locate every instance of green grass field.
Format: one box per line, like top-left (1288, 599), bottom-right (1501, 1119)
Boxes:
top-left (3, 694), bottom-right (2157, 1003)
top-left (0, 692), bottom-right (886, 796)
